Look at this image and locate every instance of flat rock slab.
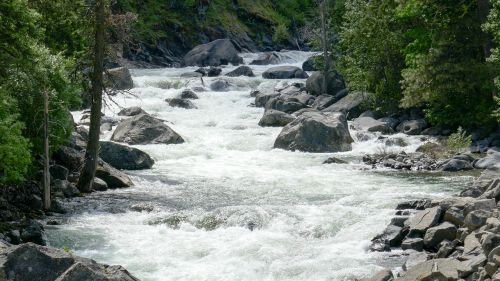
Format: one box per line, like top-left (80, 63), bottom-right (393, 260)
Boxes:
top-left (406, 206), bottom-right (443, 235)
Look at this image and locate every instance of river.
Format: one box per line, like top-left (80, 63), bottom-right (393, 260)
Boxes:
top-left (47, 52), bottom-right (473, 281)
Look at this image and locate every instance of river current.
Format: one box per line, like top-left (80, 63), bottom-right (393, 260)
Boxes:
top-left (47, 52), bottom-right (472, 281)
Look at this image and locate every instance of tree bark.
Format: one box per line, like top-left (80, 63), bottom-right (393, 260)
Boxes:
top-left (43, 91), bottom-right (50, 210)
top-left (477, 0), bottom-right (492, 58)
top-left (77, 0), bottom-right (105, 193)
top-left (320, 0), bottom-right (331, 95)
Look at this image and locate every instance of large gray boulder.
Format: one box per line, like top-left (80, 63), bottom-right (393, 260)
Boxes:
top-left (405, 206), bottom-right (443, 236)
top-left (255, 92), bottom-right (280, 107)
top-left (273, 111), bottom-right (353, 152)
top-left (258, 110), bottom-right (296, 127)
top-left (225, 66), bottom-right (254, 77)
top-left (111, 113), bottom-right (184, 145)
top-left (397, 259), bottom-right (462, 281)
top-left (104, 67), bottom-right (133, 90)
top-left (305, 71), bottom-right (346, 96)
top-left (95, 160), bottom-right (133, 189)
top-left (351, 117), bottom-right (394, 134)
top-left (183, 39), bottom-right (243, 67)
top-left (423, 222), bottom-right (457, 249)
top-left (99, 141), bottom-right (154, 170)
top-left (322, 91), bottom-right (371, 119)
top-left (262, 66), bottom-right (309, 79)
top-left (264, 96), bottom-right (308, 114)
top-left (396, 119), bottom-right (428, 135)
top-left (440, 159), bottom-right (473, 172)
top-left (0, 242), bottom-right (139, 281)
top-left (250, 52), bottom-right (292, 65)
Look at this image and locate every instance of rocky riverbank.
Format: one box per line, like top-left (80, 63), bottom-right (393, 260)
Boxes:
top-left (363, 164), bottom-right (500, 281)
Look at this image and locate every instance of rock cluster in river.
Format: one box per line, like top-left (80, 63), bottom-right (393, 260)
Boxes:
top-left (366, 164), bottom-right (500, 281)
top-left (0, 241), bottom-right (139, 281)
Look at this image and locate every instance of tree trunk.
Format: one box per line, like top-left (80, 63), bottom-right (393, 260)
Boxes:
top-left (320, 0), bottom-right (331, 95)
top-left (43, 91), bottom-right (50, 210)
top-left (77, 0), bottom-right (105, 193)
top-left (477, 0), bottom-right (492, 58)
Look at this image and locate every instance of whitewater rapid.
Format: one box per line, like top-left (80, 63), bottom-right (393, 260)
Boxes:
top-left (48, 52), bottom-right (473, 281)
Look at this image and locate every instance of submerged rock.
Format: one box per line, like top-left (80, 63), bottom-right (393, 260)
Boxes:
top-left (250, 52), bottom-right (292, 65)
top-left (118, 106), bottom-right (147, 117)
top-left (178, 89), bottom-right (199, 100)
top-left (111, 113), bottom-right (184, 145)
top-left (274, 111), bottom-right (353, 152)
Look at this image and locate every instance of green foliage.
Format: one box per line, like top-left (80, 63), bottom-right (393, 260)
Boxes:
top-left (446, 127), bottom-right (472, 153)
top-left (398, 0), bottom-right (495, 128)
top-left (339, 0), bottom-right (405, 112)
top-left (0, 89), bottom-right (32, 184)
top-left (272, 23), bottom-right (290, 43)
top-left (0, 0), bottom-right (81, 183)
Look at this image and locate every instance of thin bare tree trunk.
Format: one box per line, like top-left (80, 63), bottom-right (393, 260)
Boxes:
top-left (320, 0), bottom-right (331, 95)
top-left (43, 91), bottom-right (50, 210)
top-left (77, 0), bottom-right (105, 193)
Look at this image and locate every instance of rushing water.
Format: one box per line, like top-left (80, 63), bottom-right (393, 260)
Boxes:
top-left (47, 52), bottom-right (473, 281)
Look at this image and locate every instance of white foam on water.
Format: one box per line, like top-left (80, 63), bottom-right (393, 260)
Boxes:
top-left (49, 52), bottom-right (472, 281)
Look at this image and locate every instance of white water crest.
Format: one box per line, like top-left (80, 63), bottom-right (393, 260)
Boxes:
top-left (48, 51), bottom-right (473, 281)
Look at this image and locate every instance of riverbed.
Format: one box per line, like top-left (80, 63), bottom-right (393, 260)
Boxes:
top-left (47, 52), bottom-right (473, 281)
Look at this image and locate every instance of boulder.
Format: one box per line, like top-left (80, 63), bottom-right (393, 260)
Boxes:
top-left (117, 107), bottom-right (146, 117)
top-left (53, 180), bottom-right (79, 198)
top-left (464, 210), bottom-right (491, 231)
top-left (50, 165), bottom-right (69, 181)
top-left (178, 89), bottom-right (199, 100)
top-left (322, 91), bottom-right (371, 119)
top-left (207, 67), bottom-right (222, 77)
top-left (111, 113), bottom-right (184, 145)
top-left (225, 66), bottom-right (254, 77)
top-left (401, 238), bottom-right (424, 251)
top-left (464, 199), bottom-right (496, 216)
top-left (444, 207), bottom-right (465, 226)
top-left (360, 269), bottom-right (393, 281)
top-left (398, 259), bottom-right (462, 281)
top-left (351, 117), bottom-right (395, 134)
top-left (396, 119), bottom-right (428, 135)
top-left (302, 55), bottom-right (319, 71)
top-left (423, 222), bottom-right (457, 249)
top-left (258, 110), bottom-right (296, 127)
top-left (20, 220), bottom-right (47, 245)
top-left (273, 111), bottom-right (353, 153)
top-left (475, 150), bottom-right (500, 169)
top-left (165, 98), bottom-right (197, 109)
top-left (406, 206), bottom-right (443, 236)
top-left (264, 97), bottom-right (307, 114)
top-left (53, 146), bottom-right (84, 172)
top-left (311, 95), bottom-right (338, 110)
top-left (255, 92), bottom-right (280, 108)
top-left (378, 117), bottom-right (399, 130)
top-left (0, 243), bottom-right (139, 281)
top-left (99, 141), bottom-right (154, 170)
top-left (440, 159), bottom-right (473, 172)
top-left (183, 39), bottom-right (243, 67)
top-left (92, 177), bottom-right (108, 191)
top-left (250, 52), bottom-right (292, 65)
top-left (104, 67), bottom-right (133, 90)
top-left (262, 66), bottom-right (309, 79)
top-left (305, 71), bottom-right (346, 96)
top-left (95, 160), bottom-right (133, 189)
